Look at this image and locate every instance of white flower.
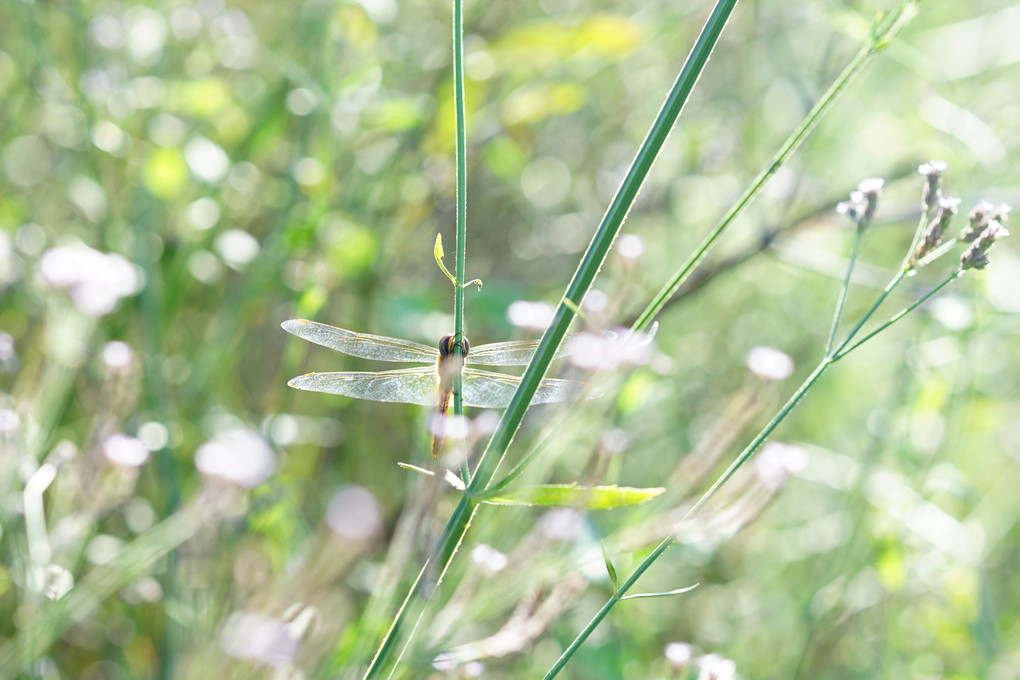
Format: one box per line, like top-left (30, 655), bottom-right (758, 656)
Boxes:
top-left (471, 544), bottom-right (508, 575)
top-left (195, 427), bottom-right (275, 488)
top-left (917, 160), bottom-right (947, 177)
top-left (37, 243), bottom-right (142, 316)
top-left (746, 346), bottom-right (794, 381)
top-left (665, 642), bottom-right (693, 670)
top-left (326, 486), bottom-right (382, 540)
top-left (103, 433), bottom-right (150, 467)
top-left (220, 611), bottom-right (298, 666)
top-left (755, 442), bottom-right (808, 490)
top-left (568, 328), bottom-right (654, 370)
top-left (698, 653), bottom-right (737, 680)
top-left (506, 300), bottom-right (555, 330)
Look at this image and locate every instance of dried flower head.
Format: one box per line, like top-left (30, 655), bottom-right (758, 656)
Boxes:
top-left (959, 219), bottom-right (1009, 271)
top-left (911, 195), bottom-right (960, 265)
top-left (917, 160), bottom-right (947, 214)
top-left (836, 177), bottom-right (884, 225)
top-left (960, 200), bottom-right (1011, 242)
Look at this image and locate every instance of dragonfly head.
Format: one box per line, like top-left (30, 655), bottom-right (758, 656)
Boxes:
top-left (439, 333), bottom-right (470, 358)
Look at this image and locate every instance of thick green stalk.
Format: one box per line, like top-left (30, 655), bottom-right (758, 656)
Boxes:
top-left (631, 0), bottom-right (919, 333)
top-left (360, 2), bottom-right (737, 676)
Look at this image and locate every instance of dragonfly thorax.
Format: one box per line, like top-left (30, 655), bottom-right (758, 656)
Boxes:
top-left (438, 334), bottom-right (470, 358)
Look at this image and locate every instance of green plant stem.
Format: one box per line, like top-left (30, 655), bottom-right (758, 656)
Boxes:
top-left (452, 0), bottom-right (467, 422)
top-left (826, 223), bottom-right (865, 355)
top-left (834, 270), bottom-right (961, 359)
top-left (631, 0), bottom-right (919, 334)
top-left (360, 560), bottom-right (429, 680)
top-left (360, 2), bottom-right (737, 676)
top-left (364, 1), bottom-right (470, 672)
top-left (543, 536), bottom-right (672, 680)
top-left (831, 267), bottom-right (906, 356)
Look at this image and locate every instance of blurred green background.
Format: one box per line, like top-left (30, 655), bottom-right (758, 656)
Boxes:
top-left (1, 0), bottom-right (1018, 678)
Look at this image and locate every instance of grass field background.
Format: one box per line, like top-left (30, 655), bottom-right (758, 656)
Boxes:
top-left (1, 0), bottom-right (1018, 678)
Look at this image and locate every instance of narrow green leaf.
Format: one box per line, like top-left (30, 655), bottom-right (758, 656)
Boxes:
top-left (397, 462), bottom-right (434, 476)
top-left (601, 540), bottom-right (619, 595)
top-left (479, 484), bottom-right (664, 509)
top-left (620, 583), bottom-right (699, 601)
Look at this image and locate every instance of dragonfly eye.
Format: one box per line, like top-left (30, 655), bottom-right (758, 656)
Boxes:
top-left (439, 334), bottom-right (470, 357)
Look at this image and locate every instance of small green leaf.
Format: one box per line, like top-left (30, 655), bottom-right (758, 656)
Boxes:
top-left (601, 540), bottom-right (618, 595)
top-left (478, 484), bottom-right (664, 509)
top-left (434, 233), bottom-right (458, 287)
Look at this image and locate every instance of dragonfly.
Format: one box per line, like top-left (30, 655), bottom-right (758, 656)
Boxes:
top-left (282, 319), bottom-right (582, 456)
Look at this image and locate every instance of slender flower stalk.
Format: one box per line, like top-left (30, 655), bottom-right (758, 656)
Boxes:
top-left (828, 178), bottom-right (882, 354)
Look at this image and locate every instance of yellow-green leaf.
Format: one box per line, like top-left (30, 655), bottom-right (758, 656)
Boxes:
top-left (480, 484), bottom-right (664, 509)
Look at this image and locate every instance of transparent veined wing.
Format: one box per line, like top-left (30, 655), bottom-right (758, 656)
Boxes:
top-left (461, 368), bottom-right (581, 408)
top-left (468, 334), bottom-right (581, 366)
top-left (282, 319), bottom-right (439, 363)
top-left (287, 367), bottom-right (439, 405)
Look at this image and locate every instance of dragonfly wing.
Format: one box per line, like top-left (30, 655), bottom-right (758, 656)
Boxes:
top-left (461, 369), bottom-right (581, 408)
top-left (282, 319), bottom-right (439, 363)
top-left (288, 367), bottom-right (438, 405)
top-left (468, 334), bottom-right (582, 366)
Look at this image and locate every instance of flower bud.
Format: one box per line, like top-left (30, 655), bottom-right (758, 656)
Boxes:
top-left (959, 219), bottom-right (1009, 271)
top-left (917, 160), bottom-right (947, 215)
top-left (911, 196), bottom-right (960, 265)
top-left (960, 200), bottom-right (1010, 242)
